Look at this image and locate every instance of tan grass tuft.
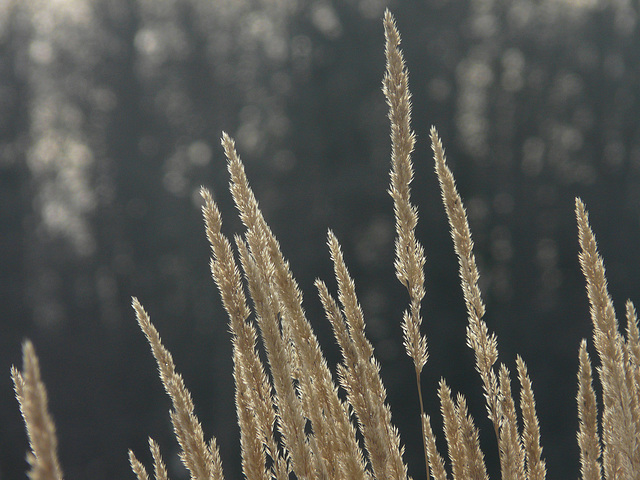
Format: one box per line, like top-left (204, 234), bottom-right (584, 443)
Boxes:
top-left (324, 229), bottom-right (409, 480)
top-left (438, 380), bottom-right (466, 480)
top-left (128, 439), bottom-right (171, 480)
top-left (430, 126), bottom-right (501, 436)
top-left (129, 450), bottom-right (150, 480)
top-left (201, 186), bottom-right (279, 480)
top-left (516, 357), bottom-right (546, 480)
top-left (132, 298), bottom-right (225, 480)
top-left (431, 126), bottom-right (546, 480)
top-left (455, 394), bottom-right (488, 480)
top-left (221, 131), bottom-right (370, 479)
top-left (383, 11), bottom-right (430, 474)
top-left (423, 414), bottom-right (449, 480)
top-left (149, 438), bottom-right (170, 480)
top-left (222, 133), bottom-right (318, 479)
top-left (577, 339), bottom-right (602, 480)
top-left (576, 198), bottom-right (640, 478)
top-left (382, 8), bottom-right (428, 375)
top-left (11, 340), bottom-right (64, 480)
top-left (497, 364), bottom-right (525, 480)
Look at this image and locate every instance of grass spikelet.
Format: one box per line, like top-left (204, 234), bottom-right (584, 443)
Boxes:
top-left (423, 414), bottom-right (449, 480)
top-left (201, 187), bottom-right (278, 479)
top-left (438, 380), bottom-right (466, 480)
top-left (455, 394), bottom-right (488, 480)
top-left (497, 365), bottom-right (525, 480)
top-left (382, 8), bottom-right (428, 374)
top-left (129, 450), bottom-right (150, 480)
top-left (577, 339), bottom-right (602, 480)
top-left (149, 438), bottom-right (170, 480)
top-left (325, 229), bottom-right (409, 480)
top-left (430, 126), bottom-right (501, 437)
top-left (132, 298), bottom-right (225, 480)
top-left (516, 356), bottom-right (546, 480)
top-left (222, 134), bottom-right (316, 480)
top-left (383, 11), bottom-right (430, 474)
top-left (576, 198), bottom-right (639, 478)
top-left (11, 340), bottom-right (64, 480)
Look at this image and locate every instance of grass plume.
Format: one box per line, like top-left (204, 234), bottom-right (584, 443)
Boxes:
top-left (11, 341), bottom-right (63, 480)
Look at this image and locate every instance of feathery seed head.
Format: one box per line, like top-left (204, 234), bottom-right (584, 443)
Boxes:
top-left (12, 340), bottom-right (64, 480)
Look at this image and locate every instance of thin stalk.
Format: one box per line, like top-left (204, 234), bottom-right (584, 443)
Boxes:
top-left (415, 366), bottom-right (430, 475)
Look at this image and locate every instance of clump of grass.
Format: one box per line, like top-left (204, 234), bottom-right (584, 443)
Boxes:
top-left (11, 10), bottom-right (640, 480)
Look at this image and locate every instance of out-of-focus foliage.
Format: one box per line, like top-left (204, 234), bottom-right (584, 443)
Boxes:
top-left (1, 0), bottom-right (639, 478)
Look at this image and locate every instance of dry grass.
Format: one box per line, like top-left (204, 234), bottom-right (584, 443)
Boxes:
top-left (11, 341), bottom-right (63, 480)
top-left (11, 9), bottom-right (640, 480)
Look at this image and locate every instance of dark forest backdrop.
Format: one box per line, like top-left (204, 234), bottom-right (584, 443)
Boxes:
top-left (2, 0), bottom-right (640, 478)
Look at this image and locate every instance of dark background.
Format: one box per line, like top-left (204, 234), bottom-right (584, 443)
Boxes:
top-left (2, 0), bottom-right (640, 479)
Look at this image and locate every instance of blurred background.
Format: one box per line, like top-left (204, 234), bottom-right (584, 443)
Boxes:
top-left (1, 0), bottom-right (640, 478)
